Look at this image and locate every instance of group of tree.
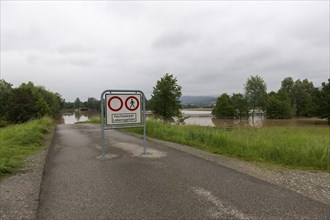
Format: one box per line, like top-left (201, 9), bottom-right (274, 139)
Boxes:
top-left (212, 93), bottom-right (249, 119)
top-left (212, 75), bottom-right (268, 119)
top-left (146, 73), bottom-right (329, 122)
top-left (63, 97), bottom-right (100, 111)
top-left (212, 75), bottom-right (329, 120)
top-left (278, 77), bottom-right (329, 118)
top-left (0, 80), bottom-right (64, 125)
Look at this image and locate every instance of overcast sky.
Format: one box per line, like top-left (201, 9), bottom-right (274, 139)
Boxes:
top-left (1, 1), bottom-right (329, 101)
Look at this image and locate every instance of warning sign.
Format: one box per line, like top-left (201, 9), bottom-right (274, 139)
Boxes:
top-left (112, 113), bottom-right (137, 123)
top-left (106, 94), bottom-right (141, 125)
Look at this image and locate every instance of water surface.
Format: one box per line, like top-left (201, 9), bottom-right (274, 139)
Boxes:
top-left (182, 110), bottom-right (328, 128)
top-left (59, 111), bottom-right (99, 124)
top-left (59, 109), bottom-right (328, 128)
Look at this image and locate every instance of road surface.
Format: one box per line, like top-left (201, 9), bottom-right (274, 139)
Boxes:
top-left (37, 124), bottom-right (329, 219)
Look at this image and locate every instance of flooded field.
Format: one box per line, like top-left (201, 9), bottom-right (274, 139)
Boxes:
top-left (183, 110), bottom-right (328, 128)
top-left (59, 109), bottom-right (328, 128)
top-left (185, 116), bottom-right (328, 128)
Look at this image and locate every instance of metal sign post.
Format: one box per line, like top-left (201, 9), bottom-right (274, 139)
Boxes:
top-left (100, 90), bottom-right (147, 159)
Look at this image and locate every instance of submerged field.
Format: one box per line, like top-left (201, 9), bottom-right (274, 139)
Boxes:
top-left (0, 117), bottom-right (53, 178)
top-left (126, 119), bottom-right (329, 171)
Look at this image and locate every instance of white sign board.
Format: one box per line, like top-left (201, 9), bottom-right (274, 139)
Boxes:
top-left (105, 94), bottom-right (141, 125)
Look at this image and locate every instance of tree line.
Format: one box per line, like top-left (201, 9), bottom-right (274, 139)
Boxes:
top-left (212, 76), bottom-right (329, 120)
top-left (146, 73), bottom-right (329, 122)
top-left (5, 74), bottom-right (324, 126)
top-left (63, 97), bottom-right (101, 112)
top-left (0, 80), bottom-right (64, 126)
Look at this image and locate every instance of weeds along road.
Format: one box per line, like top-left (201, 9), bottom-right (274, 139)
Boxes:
top-left (37, 124), bottom-right (328, 220)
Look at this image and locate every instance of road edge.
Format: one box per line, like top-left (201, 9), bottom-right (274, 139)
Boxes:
top-left (0, 125), bottom-right (56, 220)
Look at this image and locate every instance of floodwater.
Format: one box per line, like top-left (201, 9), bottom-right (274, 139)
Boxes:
top-left (58, 111), bottom-right (99, 124)
top-left (59, 110), bottom-right (328, 128)
top-left (182, 110), bottom-right (328, 128)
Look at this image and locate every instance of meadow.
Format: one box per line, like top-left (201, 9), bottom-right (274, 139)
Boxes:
top-left (76, 116), bottom-right (330, 171)
top-left (127, 120), bottom-right (329, 171)
top-left (0, 117), bottom-right (53, 178)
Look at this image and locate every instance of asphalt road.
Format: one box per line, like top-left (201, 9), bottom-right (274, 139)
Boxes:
top-left (37, 124), bottom-right (329, 219)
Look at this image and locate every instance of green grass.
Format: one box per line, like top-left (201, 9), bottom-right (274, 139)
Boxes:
top-left (81, 117), bottom-right (330, 171)
top-left (130, 120), bottom-right (330, 171)
top-left (0, 117), bottom-right (53, 178)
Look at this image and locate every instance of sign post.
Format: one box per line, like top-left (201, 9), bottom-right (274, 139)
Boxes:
top-left (100, 90), bottom-right (147, 158)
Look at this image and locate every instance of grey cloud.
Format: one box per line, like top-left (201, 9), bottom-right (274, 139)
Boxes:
top-left (65, 58), bottom-right (96, 67)
top-left (2, 25), bottom-right (46, 52)
top-left (1, 1), bottom-right (328, 102)
top-left (26, 54), bottom-right (40, 65)
top-left (54, 56), bottom-right (97, 67)
top-left (152, 31), bottom-right (200, 49)
top-left (57, 45), bottom-right (94, 55)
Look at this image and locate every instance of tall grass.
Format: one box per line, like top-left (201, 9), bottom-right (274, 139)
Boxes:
top-left (129, 120), bottom-right (329, 171)
top-left (81, 117), bottom-right (329, 171)
top-left (0, 117), bottom-right (53, 178)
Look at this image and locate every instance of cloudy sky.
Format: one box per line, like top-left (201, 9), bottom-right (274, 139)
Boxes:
top-left (1, 1), bottom-right (329, 101)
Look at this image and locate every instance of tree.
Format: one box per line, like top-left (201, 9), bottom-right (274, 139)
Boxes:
top-left (244, 75), bottom-right (267, 118)
top-left (279, 77), bottom-right (319, 117)
top-left (86, 97), bottom-right (100, 111)
top-left (291, 79), bottom-right (316, 117)
top-left (279, 77), bottom-right (295, 115)
top-left (0, 80), bottom-right (13, 124)
top-left (212, 93), bottom-right (234, 118)
top-left (74, 98), bottom-right (81, 109)
top-left (55, 93), bottom-right (65, 111)
top-left (231, 93), bottom-right (249, 119)
top-left (63, 101), bottom-right (75, 109)
top-left (279, 77), bottom-right (294, 95)
top-left (8, 85), bottom-right (40, 123)
top-left (149, 73), bottom-right (182, 121)
top-left (5, 81), bottom-right (63, 123)
top-left (266, 91), bottom-right (292, 119)
top-left (317, 79), bottom-right (330, 121)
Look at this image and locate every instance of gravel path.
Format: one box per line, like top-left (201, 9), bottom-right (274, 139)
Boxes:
top-left (0, 126), bottom-right (329, 220)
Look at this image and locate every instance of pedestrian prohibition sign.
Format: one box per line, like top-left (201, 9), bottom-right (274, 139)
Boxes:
top-left (125, 96), bottom-right (139, 111)
top-left (106, 94), bottom-right (141, 125)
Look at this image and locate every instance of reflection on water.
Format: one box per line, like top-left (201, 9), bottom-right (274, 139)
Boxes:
top-left (182, 110), bottom-right (328, 128)
top-left (60, 111), bottom-right (99, 124)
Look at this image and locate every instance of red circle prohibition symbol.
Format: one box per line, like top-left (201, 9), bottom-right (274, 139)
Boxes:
top-left (108, 96), bottom-right (123, 112)
top-left (125, 96), bottom-right (139, 111)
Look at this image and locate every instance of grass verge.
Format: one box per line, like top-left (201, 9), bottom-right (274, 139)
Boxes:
top-left (82, 117), bottom-right (329, 171)
top-left (131, 120), bottom-right (329, 171)
top-left (0, 117), bottom-right (53, 179)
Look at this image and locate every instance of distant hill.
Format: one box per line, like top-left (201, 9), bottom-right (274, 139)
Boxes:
top-left (180, 96), bottom-right (216, 107)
